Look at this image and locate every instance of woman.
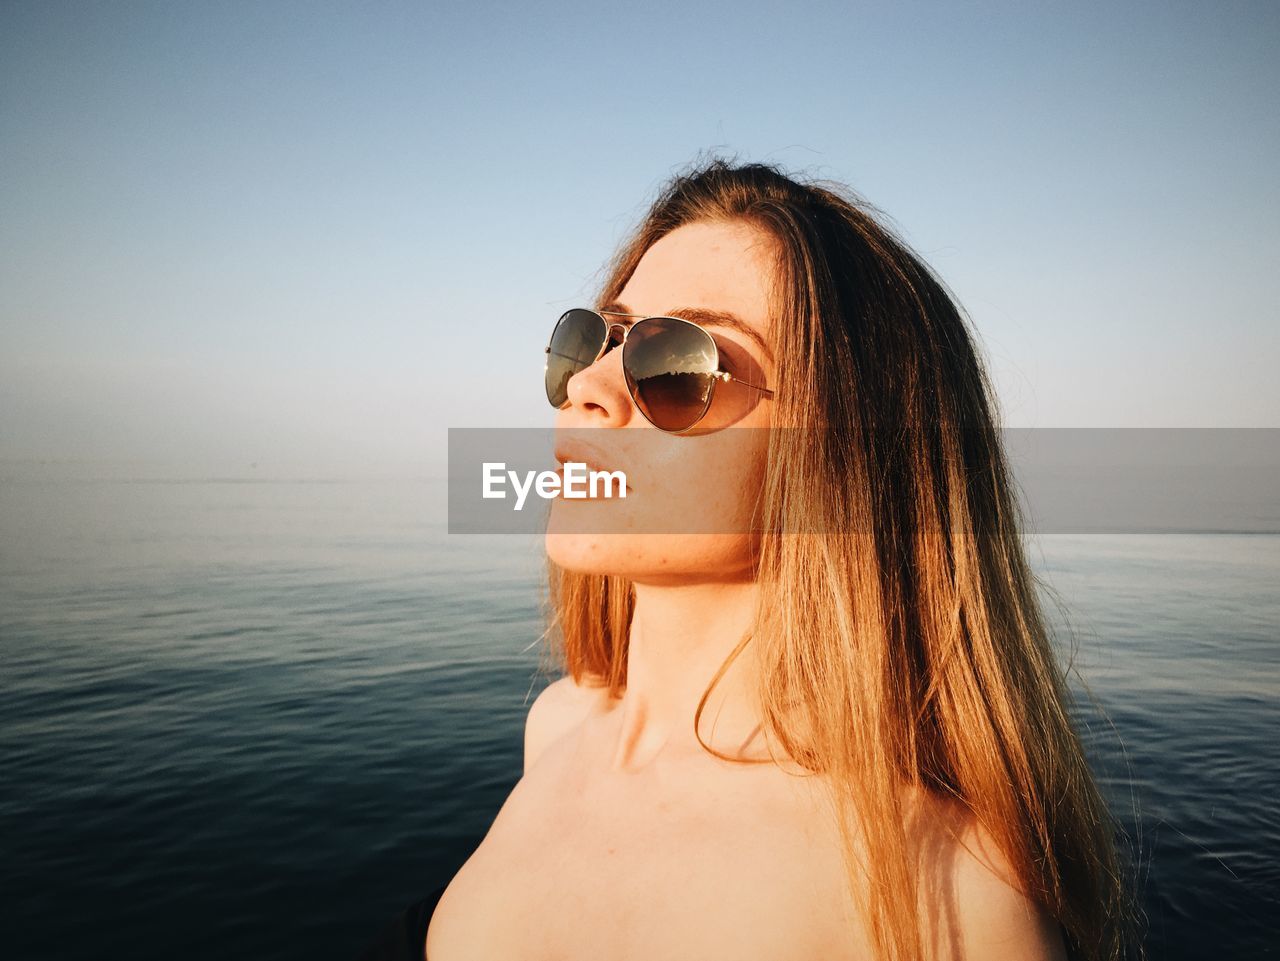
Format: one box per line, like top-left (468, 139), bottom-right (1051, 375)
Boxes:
top-left (375, 158), bottom-right (1134, 960)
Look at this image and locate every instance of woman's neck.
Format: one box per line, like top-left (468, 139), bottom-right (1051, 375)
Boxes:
top-left (604, 577), bottom-right (768, 773)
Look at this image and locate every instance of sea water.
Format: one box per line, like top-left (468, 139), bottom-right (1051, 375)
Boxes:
top-left (1, 471), bottom-right (1276, 959)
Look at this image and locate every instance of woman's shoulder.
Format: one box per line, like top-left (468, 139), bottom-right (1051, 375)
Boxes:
top-left (522, 673), bottom-right (611, 775)
top-left (908, 790), bottom-right (1068, 961)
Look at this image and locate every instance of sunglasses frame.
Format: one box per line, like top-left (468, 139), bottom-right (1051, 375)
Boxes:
top-left (545, 308), bottom-right (774, 433)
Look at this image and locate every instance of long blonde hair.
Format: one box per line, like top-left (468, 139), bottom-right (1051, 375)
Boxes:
top-left (544, 157), bottom-right (1134, 961)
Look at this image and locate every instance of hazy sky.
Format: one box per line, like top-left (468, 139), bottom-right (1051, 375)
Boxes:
top-left (2, 0), bottom-right (1276, 475)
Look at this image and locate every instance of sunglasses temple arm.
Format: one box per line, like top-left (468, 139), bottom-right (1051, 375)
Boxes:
top-left (719, 371), bottom-right (774, 396)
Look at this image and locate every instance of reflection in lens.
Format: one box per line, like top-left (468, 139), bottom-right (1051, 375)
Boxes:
top-left (545, 309), bottom-right (607, 408)
top-left (624, 317), bottom-right (717, 431)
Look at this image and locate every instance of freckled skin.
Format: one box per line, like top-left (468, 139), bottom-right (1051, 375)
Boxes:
top-left (545, 221), bottom-right (777, 585)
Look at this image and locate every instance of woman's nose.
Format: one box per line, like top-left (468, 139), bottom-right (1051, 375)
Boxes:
top-left (562, 330), bottom-right (633, 427)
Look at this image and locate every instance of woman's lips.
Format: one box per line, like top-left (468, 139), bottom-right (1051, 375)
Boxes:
top-left (552, 444), bottom-right (631, 495)
top-left (553, 443), bottom-right (631, 492)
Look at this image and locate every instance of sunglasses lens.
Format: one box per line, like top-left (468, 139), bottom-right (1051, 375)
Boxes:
top-left (545, 309), bottom-right (607, 408)
top-left (623, 317), bottom-right (718, 431)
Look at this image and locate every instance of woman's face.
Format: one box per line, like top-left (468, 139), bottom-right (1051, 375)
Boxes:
top-left (545, 219), bottom-right (778, 584)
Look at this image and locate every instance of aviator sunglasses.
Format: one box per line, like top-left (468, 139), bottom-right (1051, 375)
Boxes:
top-left (544, 308), bottom-right (774, 433)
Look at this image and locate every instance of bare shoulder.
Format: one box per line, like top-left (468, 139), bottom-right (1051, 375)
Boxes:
top-left (920, 797), bottom-right (1068, 961)
top-left (522, 673), bottom-right (610, 775)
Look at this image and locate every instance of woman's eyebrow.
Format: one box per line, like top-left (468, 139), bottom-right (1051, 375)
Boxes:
top-left (600, 301), bottom-right (774, 362)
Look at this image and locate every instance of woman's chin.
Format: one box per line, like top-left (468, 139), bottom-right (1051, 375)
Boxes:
top-left (543, 528), bottom-right (761, 583)
top-left (543, 529), bottom-right (665, 576)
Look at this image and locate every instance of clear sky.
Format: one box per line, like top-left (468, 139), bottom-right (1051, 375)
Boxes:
top-left (1, 0), bottom-right (1276, 475)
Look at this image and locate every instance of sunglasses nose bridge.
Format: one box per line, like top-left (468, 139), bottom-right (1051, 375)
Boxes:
top-left (604, 321), bottom-right (629, 349)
